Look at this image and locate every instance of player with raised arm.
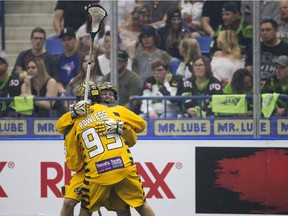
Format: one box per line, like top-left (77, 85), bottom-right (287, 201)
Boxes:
top-left (56, 81), bottom-right (137, 216)
top-left (62, 84), bottom-right (155, 216)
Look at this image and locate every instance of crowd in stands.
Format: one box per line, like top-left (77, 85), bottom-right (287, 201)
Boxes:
top-left (1, 0), bottom-right (288, 118)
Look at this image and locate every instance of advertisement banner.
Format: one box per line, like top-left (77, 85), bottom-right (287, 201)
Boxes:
top-left (1, 118), bottom-right (288, 139)
top-left (1, 140), bottom-right (288, 216)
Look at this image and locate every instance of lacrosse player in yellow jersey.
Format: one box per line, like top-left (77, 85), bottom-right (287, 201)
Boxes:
top-left (61, 85), bottom-right (155, 216)
top-left (56, 81), bottom-right (141, 216)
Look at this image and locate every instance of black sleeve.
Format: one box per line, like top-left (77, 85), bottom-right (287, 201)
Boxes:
top-left (45, 53), bottom-right (59, 82)
top-left (11, 51), bottom-right (27, 79)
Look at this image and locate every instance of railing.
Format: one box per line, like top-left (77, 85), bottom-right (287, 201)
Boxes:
top-left (0, 0), bottom-right (6, 50)
top-left (0, 94), bottom-right (288, 118)
top-left (129, 94), bottom-right (288, 117)
top-left (0, 96), bottom-right (76, 117)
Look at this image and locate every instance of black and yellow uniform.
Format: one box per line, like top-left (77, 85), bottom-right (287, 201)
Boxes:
top-left (56, 107), bottom-right (139, 207)
top-left (61, 103), bottom-right (146, 212)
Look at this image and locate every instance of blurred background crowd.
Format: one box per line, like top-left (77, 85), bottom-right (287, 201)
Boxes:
top-left (0, 0), bottom-right (288, 118)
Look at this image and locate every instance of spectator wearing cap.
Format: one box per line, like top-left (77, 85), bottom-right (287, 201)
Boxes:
top-left (157, 8), bottom-right (200, 60)
top-left (132, 25), bottom-right (171, 84)
top-left (55, 27), bottom-right (83, 93)
top-left (201, 1), bottom-right (241, 37)
top-left (102, 49), bottom-right (142, 112)
top-left (261, 55), bottom-right (288, 116)
top-left (0, 51), bottom-right (22, 117)
top-left (11, 27), bottom-right (58, 82)
top-left (211, 1), bottom-right (253, 58)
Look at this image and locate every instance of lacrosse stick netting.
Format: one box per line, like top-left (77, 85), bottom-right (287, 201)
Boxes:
top-left (86, 4), bottom-right (107, 38)
top-left (84, 4), bottom-right (107, 101)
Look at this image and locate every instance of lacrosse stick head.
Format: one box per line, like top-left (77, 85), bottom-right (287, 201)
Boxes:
top-left (85, 4), bottom-right (107, 39)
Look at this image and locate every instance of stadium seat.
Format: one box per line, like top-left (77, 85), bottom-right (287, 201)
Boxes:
top-left (170, 57), bottom-right (181, 75)
top-left (195, 36), bottom-right (212, 56)
top-left (45, 38), bottom-right (64, 55)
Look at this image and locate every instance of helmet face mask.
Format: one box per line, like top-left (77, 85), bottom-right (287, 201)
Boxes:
top-left (99, 82), bottom-right (118, 107)
top-left (75, 81), bottom-right (101, 104)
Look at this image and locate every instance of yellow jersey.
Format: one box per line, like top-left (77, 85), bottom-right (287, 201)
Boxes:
top-left (64, 104), bottom-right (146, 185)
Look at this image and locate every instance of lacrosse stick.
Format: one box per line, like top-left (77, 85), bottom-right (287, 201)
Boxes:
top-left (84, 4), bottom-right (107, 101)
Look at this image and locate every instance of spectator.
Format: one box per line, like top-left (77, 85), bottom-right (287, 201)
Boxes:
top-left (76, 22), bottom-right (105, 55)
top-left (132, 25), bottom-right (171, 84)
top-left (0, 51), bottom-right (22, 117)
top-left (12, 27), bottom-right (58, 82)
top-left (97, 31), bottom-right (111, 76)
top-left (99, 0), bottom-right (136, 29)
top-left (241, 0), bottom-right (280, 25)
top-left (53, 0), bottom-right (94, 36)
top-left (119, 3), bottom-right (151, 60)
top-left (158, 8), bottom-right (199, 60)
top-left (223, 68), bottom-right (253, 116)
top-left (56, 27), bottom-right (83, 94)
top-left (144, 0), bottom-right (178, 28)
top-left (211, 30), bottom-right (245, 87)
top-left (211, 1), bottom-right (252, 57)
top-left (245, 19), bottom-right (288, 85)
top-left (180, 0), bottom-right (204, 33)
top-left (182, 56), bottom-right (223, 117)
top-left (103, 49), bottom-right (142, 111)
top-left (140, 57), bottom-right (183, 118)
top-left (65, 52), bottom-right (103, 98)
top-left (278, 0), bottom-right (288, 43)
top-left (201, 1), bottom-right (241, 37)
top-left (176, 37), bottom-right (201, 80)
top-left (20, 58), bottom-right (64, 117)
top-left (261, 55), bottom-right (288, 117)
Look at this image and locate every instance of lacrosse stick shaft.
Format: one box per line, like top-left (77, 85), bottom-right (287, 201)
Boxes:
top-left (83, 4), bottom-right (107, 102)
top-left (84, 36), bottom-right (95, 101)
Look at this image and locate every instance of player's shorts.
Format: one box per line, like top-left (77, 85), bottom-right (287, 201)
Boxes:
top-left (81, 166), bottom-right (145, 212)
top-left (62, 171), bottom-right (84, 202)
top-left (61, 171), bottom-right (131, 211)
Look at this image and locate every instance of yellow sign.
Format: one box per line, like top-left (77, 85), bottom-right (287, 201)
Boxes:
top-left (214, 119), bottom-right (270, 135)
top-left (0, 120), bottom-right (27, 135)
top-left (34, 120), bottom-right (59, 135)
top-left (277, 119), bottom-right (288, 135)
top-left (155, 120), bottom-right (210, 136)
top-left (138, 126), bottom-right (147, 136)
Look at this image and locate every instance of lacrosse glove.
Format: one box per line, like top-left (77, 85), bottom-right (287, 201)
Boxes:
top-left (95, 118), bottom-right (124, 136)
top-left (70, 100), bottom-right (93, 118)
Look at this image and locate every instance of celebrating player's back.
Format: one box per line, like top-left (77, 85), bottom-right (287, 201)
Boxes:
top-left (67, 103), bottom-right (146, 184)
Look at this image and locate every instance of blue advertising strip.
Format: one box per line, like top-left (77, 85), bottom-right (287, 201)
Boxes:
top-left (0, 118), bottom-right (287, 139)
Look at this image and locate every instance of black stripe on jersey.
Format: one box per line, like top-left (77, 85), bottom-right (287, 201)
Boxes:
top-left (63, 124), bottom-right (73, 139)
top-left (113, 112), bottom-right (120, 116)
top-left (82, 187), bottom-right (89, 192)
top-left (129, 157), bottom-right (134, 165)
top-left (81, 200), bottom-right (89, 208)
top-left (82, 194), bottom-right (90, 199)
top-left (83, 179), bottom-right (90, 185)
top-left (85, 168), bottom-right (90, 173)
